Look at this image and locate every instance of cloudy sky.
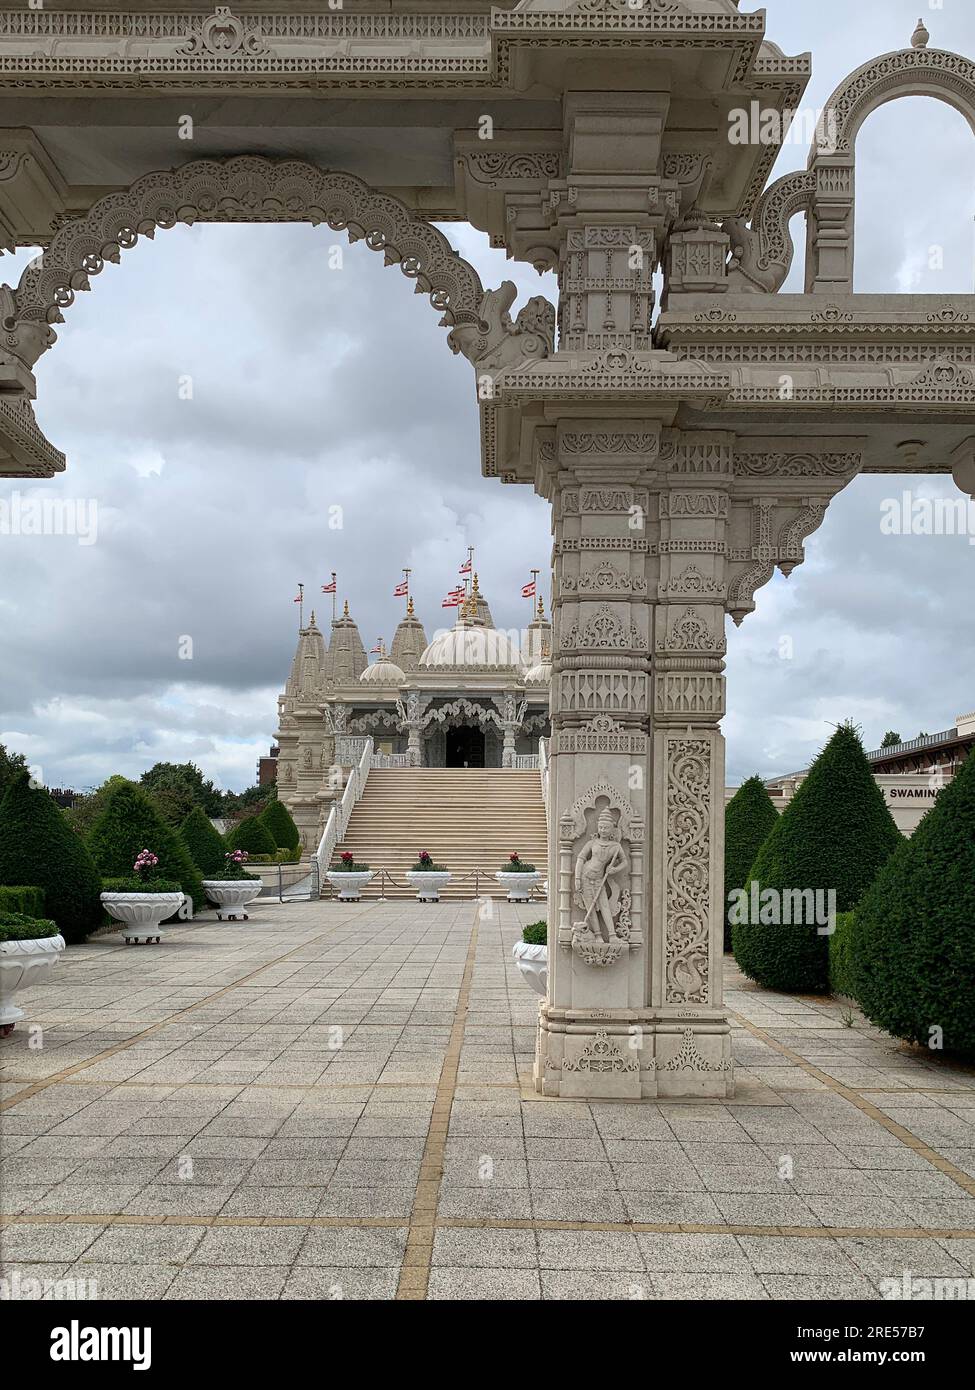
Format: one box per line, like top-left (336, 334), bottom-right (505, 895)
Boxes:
top-left (1, 0), bottom-right (974, 793)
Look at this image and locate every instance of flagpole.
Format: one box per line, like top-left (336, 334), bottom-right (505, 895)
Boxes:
top-left (403, 567), bottom-right (411, 610)
top-left (528, 569), bottom-right (539, 621)
top-left (331, 572), bottom-right (336, 624)
top-left (297, 582), bottom-right (304, 629)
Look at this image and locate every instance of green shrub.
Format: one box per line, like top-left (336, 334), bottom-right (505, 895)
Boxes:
top-left (101, 876), bottom-right (183, 895)
top-left (828, 911), bottom-right (857, 998)
top-left (0, 885), bottom-right (45, 917)
top-left (503, 854), bottom-right (537, 872)
top-left (732, 724), bottom-right (901, 993)
top-left (86, 780), bottom-right (205, 910)
top-left (0, 772), bottom-right (103, 944)
top-left (723, 776), bottom-right (780, 951)
top-left (848, 750), bottom-right (975, 1059)
top-left (258, 798), bottom-right (300, 853)
top-left (179, 806), bottom-right (228, 877)
top-left (0, 911), bottom-right (60, 943)
top-left (522, 920), bottom-right (547, 946)
top-left (225, 816), bottom-right (277, 858)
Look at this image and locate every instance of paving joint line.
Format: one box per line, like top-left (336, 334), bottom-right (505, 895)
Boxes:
top-left (731, 1009), bottom-right (975, 1200)
top-left (395, 906), bottom-right (480, 1301)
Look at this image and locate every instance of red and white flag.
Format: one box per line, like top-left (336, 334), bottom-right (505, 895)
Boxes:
top-left (459, 558), bottom-right (472, 575)
top-left (393, 580), bottom-right (408, 597)
top-left (442, 586), bottom-right (466, 607)
top-left (320, 579), bottom-right (337, 594)
top-left (293, 592), bottom-right (302, 604)
top-left (522, 580), bottom-right (536, 599)
top-left (370, 644), bottom-right (383, 654)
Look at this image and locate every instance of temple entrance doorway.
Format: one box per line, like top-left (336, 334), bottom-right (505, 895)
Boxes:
top-left (445, 726), bottom-right (485, 768)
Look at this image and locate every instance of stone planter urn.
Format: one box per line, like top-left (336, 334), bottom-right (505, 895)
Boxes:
top-left (100, 891), bottom-right (185, 944)
top-left (0, 934), bottom-right (66, 1035)
top-left (202, 879), bottom-right (264, 922)
top-left (405, 871), bottom-right (452, 902)
top-left (495, 871), bottom-right (542, 903)
top-left (512, 940), bottom-right (548, 997)
top-left (326, 871), bottom-right (374, 902)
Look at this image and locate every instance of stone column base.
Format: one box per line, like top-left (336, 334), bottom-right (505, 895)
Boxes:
top-left (534, 1007), bottom-right (734, 1100)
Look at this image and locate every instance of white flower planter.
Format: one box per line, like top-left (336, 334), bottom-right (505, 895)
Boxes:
top-left (202, 879), bottom-right (264, 922)
top-left (0, 934), bottom-right (66, 1033)
top-left (100, 891), bottom-right (185, 944)
top-left (326, 870), bottom-right (374, 902)
top-left (495, 871), bottom-right (542, 903)
top-left (405, 870), bottom-right (452, 902)
top-left (512, 941), bottom-right (548, 997)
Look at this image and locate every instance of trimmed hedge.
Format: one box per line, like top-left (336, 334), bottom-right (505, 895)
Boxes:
top-left (732, 724), bottom-right (901, 993)
top-left (522, 920), bottom-right (547, 946)
top-left (0, 910), bottom-right (60, 943)
top-left (225, 816), bottom-right (277, 858)
top-left (828, 911), bottom-right (857, 999)
top-left (0, 772), bottom-right (103, 944)
top-left (847, 749), bottom-right (975, 1059)
top-left (0, 884), bottom-right (45, 918)
top-left (86, 780), bottom-right (205, 910)
top-left (723, 776), bottom-right (779, 951)
top-left (259, 798), bottom-right (300, 853)
top-left (179, 806), bottom-right (228, 878)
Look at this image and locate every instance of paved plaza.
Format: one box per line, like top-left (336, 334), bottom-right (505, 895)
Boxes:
top-left (2, 900), bottom-right (975, 1301)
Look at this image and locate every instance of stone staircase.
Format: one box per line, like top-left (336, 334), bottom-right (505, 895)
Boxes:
top-left (332, 768), bottom-right (548, 899)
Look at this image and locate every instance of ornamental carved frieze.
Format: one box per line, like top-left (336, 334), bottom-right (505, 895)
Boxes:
top-left (664, 737), bottom-right (712, 1007)
top-left (554, 715), bottom-right (648, 756)
top-left (461, 151), bottom-right (561, 185)
top-left (659, 492), bottom-right (729, 519)
top-left (561, 1030), bottom-right (637, 1076)
top-left (659, 436), bottom-right (734, 477)
top-left (556, 670), bottom-right (649, 719)
top-left (175, 7), bottom-right (271, 58)
top-left (560, 487), bottom-right (644, 515)
top-left (561, 562), bottom-right (648, 597)
top-left (655, 673), bottom-right (725, 720)
top-left (658, 607), bottom-right (726, 655)
top-left (660, 565), bottom-right (723, 599)
top-left (734, 451), bottom-right (860, 478)
top-left (561, 432), bottom-right (660, 459)
top-left (561, 605), bottom-right (648, 652)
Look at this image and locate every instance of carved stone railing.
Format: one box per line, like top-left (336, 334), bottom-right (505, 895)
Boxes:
top-left (511, 753), bottom-right (540, 769)
top-left (314, 736), bottom-right (373, 883)
top-left (334, 735), bottom-right (369, 766)
top-left (538, 737), bottom-right (549, 826)
top-left (371, 751), bottom-right (414, 769)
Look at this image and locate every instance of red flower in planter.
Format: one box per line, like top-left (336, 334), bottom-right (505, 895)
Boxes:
top-left (509, 853), bottom-right (520, 864)
top-left (340, 852), bottom-right (354, 864)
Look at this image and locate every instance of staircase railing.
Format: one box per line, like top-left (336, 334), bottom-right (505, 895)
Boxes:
top-left (313, 735), bottom-right (374, 887)
top-left (538, 736), bottom-right (549, 814)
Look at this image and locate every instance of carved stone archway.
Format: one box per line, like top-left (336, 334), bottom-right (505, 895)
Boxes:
top-left (725, 39), bottom-right (975, 296)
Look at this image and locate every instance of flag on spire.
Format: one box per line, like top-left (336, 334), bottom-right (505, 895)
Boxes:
top-left (442, 585), bottom-right (466, 607)
top-left (393, 580), bottom-right (408, 597)
top-left (320, 578), bottom-right (337, 594)
top-left (459, 557), bottom-right (472, 575)
top-left (522, 579), bottom-right (536, 599)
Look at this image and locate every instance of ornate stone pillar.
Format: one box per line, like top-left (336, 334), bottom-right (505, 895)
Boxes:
top-left (534, 424), bottom-right (734, 1100)
top-left (398, 689), bottom-right (430, 768)
top-left (494, 688), bottom-right (526, 768)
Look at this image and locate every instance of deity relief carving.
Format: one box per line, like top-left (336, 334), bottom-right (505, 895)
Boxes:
top-left (572, 808), bottom-right (630, 967)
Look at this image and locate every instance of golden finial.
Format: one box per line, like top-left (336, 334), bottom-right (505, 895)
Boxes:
top-left (406, 596), bottom-right (415, 617)
top-left (471, 571), bottom-right (481, 596)
top-left (536, 593), bottom-right (545, 619)
top-left (541, 640), bottom-right (551, 661)
top-left (309, 609), bottom-right (316, 625)
top-left (342, 599), bottom-right (349, 619)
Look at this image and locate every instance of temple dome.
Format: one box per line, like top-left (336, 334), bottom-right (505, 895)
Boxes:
top-left (360, 655), bottom-right (406, 685)
top-left (420, 614), bottom-right (521, 669)
top-left (523, 653), bottom-right (552, 685)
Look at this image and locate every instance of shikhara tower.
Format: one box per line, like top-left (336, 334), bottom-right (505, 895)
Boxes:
top-left (3, 3), bottom-right (975, 1099)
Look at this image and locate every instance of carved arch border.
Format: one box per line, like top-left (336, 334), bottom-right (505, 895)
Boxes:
top-left (813, 45), bottom-right (975, 158)
top-left (13, 156), bottom-right (486, 333)
top-left (558, 778), bottom-right (642, 847)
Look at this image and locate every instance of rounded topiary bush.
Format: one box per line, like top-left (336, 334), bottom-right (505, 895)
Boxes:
top-left (258, 798), bottom-right (300, 853)
top-left (723, 775), bottom-right (779, 951)
top-left (179, 806), bottom-right (228, 878)
top-left (86, 779), bottom-right (205, 910)
top-left (0, 772), bottom-right (103, 944)
top-left (732, 724), bottom-right (901, 993)
top-left (225, 815), bottom-right (278, 858)
top-left (848, 750), bottom-right (975, 1059)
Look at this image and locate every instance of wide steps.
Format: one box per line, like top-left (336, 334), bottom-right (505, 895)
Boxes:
top-left (332, 768), bottom-right (548, 899)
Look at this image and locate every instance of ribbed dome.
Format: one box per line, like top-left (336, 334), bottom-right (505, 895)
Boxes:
top-left (360, 656), bottom-right (406, 685)
top-left (523, 656), bottom-right (552, 685)
top-left (420, 618), bottom-right (521, 669)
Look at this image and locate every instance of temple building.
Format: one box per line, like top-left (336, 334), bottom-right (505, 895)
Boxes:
top-left (272, 575), bottom-right (552, 852)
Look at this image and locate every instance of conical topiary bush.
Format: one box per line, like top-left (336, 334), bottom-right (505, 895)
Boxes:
top-left (87, 779), bottom-right (205, 909)
top-left (225, 815), bottom-right (277, 858)
top-left (179, 805), bottom-right (228, 878)
top-left (731, 723), bottom-right (901, 993)
top-left (723, 776), bottom-right (780, 951)
top-left (258, 797), bottom-right (300, 854)
top-left (0, 772), bottom-right (103, 943)
top-left (848, 750), bottom-right (975, 1058)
